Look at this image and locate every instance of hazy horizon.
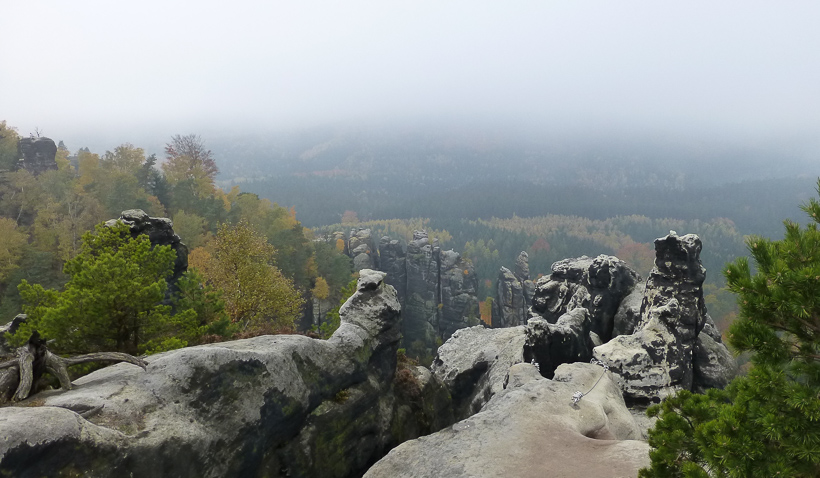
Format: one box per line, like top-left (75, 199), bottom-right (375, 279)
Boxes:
top-left (3, 1), bottom-right (820, 156)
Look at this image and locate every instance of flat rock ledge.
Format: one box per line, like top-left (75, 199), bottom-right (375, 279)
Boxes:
top-left (365, 362), bottom-right (649, 478)
top-left (0, 269), bottom-right (409, 478)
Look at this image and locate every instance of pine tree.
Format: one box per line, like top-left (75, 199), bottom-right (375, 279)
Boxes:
top-left (640, 180), bottom-right (820, 477)
top-left (11, 222), bottom-right (179, 355)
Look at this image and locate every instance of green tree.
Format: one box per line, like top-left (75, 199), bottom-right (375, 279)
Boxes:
top-left (641, 181), bottom-right (820, 477)
top-left (189, 220), bottom-right (304, 333)
top-left (162, 134), bottom-right (218, 197)
top-left (168, 269), bottom-right (237, 345)
top-left (10, 221), bottom-right (183, 355)
top-left (0, 121), bottom-right (19, 171)
top-left (313, 278), bottom-right (357, 339)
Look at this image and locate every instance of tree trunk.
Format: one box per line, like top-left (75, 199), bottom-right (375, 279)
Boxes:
top-left (0, 332), bottom-right (146, 405)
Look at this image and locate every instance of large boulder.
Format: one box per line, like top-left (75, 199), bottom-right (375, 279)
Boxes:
top-left (17, 137), bottom-right (57, 174)
top-left (524, 308), bottom-right (595, 379)
top-left (530, 255), bottom-right (640, 342)
top-left (431, 325), bottom-right (526, 420)
top-left (594, 233), bottom-right (736, 403)
top-left (349, 228), bottom-right (378, 272)
top-left (0, 270), bottom-right (438, 478)
top-left (364, 362), bottom-right (648, 478)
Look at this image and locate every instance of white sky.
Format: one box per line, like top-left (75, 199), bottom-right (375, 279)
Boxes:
top-left (2, 1), bottom-right (819, 146)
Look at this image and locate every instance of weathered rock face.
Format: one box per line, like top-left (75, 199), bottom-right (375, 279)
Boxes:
top-left (431, 325), bottom-right (526, 421)
top-left (530, 255), bottom-right (640, 342)
top-left (17, 137), bottom-right (57, 174)
top-left (524, 309), bottom-right (595, 379)
top-left (593, 233), bottom-right (734, 403)
top-left (0, 270), bottom-right (448, 478)
top-left (491, 252), bottom-right (535, 328)
top-left (365, 362), bottom-right (649, 478)
top-left (106, 209), bottom-right (189, 292)
top-left (492, 267), bottom-right (525, 328)
top-left (403, 231), bottom-right (440, 358)
top-left (612, 282), bottom-right (646, 337)
top-left (349, 228), bottom-right (379, 272)
top-left (325, 230), bottom-right (481, 357)
top-left (693, 314), bottom-right (739, 393)
top-left (378, 237), bottom-right (407, 305)
top-left (438, 250), bottom-right (481, 340)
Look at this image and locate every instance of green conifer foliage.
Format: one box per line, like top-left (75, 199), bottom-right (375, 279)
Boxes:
top-left (11, 222), bottom-right (178, 355)
top-left (641, 181), bottom-right (820, 477)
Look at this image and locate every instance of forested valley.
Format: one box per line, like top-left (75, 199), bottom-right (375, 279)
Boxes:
top-left (2, 119), bottom-right (817, 350)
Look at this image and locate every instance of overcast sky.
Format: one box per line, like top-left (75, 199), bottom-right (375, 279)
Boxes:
top-left (2, 1), bottom-right (819, 147)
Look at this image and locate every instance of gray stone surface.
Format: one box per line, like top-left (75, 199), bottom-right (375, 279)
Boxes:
top-left (431, 325), bottom-right (526, 421)
top-left (612, 282), bottom-right (645, 337)
top-left (693, 331), bottom-right (739, 393)
top-left (378, 236), bottom-right (407, 305)
top-left (0, 270), bottom-right (438, 478)
top-left (438, 250), bottom-right (481, 339)
top-left (17, 137), bottom-right (57, 174)
top-left (531, 255), bottom-right (640, 342)
top-left (594, 233), bottom-right (737, 403)
top-left (492, 266), bottom-right (526, 328)
top-left (364, 362), bottom-right (648, 478)
top-left (403, 231), bottom-right (440, 358)
top-left (348, 228), bottom-right (378, 271)
top-left (524, 309), bottom-right (595, 378)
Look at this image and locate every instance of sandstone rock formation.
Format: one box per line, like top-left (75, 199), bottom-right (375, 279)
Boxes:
top-left (0, 270), bottom-right (451, 478)
top-left (403, 231), bottom-right (441, 357)
top-left (491, 252), bottom-right (535, 328)
top-left (348, 228), bottom-right (378, 272)
top-left (378, 236), bottom-right (407, 306)
top-left (530, 254), bottom-right (640, 342)
top-left (492, 266), bottom-right (525, 327)
top-left (438, 250), bottom-right (480, 340)
top-left (593, 233), bottom-right (736, 403)
top-left (431, 325), bottom-right (526, 420)
top-left (364, 362), bottom-right (649, 478)
top-left (524, 309), bottom-right (595, 379)
top-left (17, 137), bottom-right (57, 174)
top-left (321, 230), bottom-right (481, 358)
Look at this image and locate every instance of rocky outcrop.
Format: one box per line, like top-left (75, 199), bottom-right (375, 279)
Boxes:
top-left (106, 210), bottom-right (189, 294)
top-left (491, 252), bottom-right (535, 328)
top-left (431, 325), bottom-right (526, 421)
top-left (17, 137), bottom-right (57, 174)
top-left (365, 362), bottom-right (649, 478)
top-left (348, 228), bottom-right (378, 272)
top-left (492, 267), bottom-right (525, 328)
top-left (403, 231), bottom-right (441, 358)
top-left (322, 230), bottom-right (481, 358)
top-left (530, 255), bottom-right (640, 342)
top-left (612, 282), bottom-right (646, 337)
top-left (524, 309), bottom-right (595, 379)
top-left (378, 237), bottom-right (407, 305)
top-left (0, 270), bottom-right (448, 478)
top-left (593, 233), bottom-right (734, 403)
top-left (438, 250), bottom-right (480, 340)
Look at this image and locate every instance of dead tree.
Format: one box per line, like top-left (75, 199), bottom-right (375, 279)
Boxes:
top-left (0, 332), bottom-right (146, 404)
